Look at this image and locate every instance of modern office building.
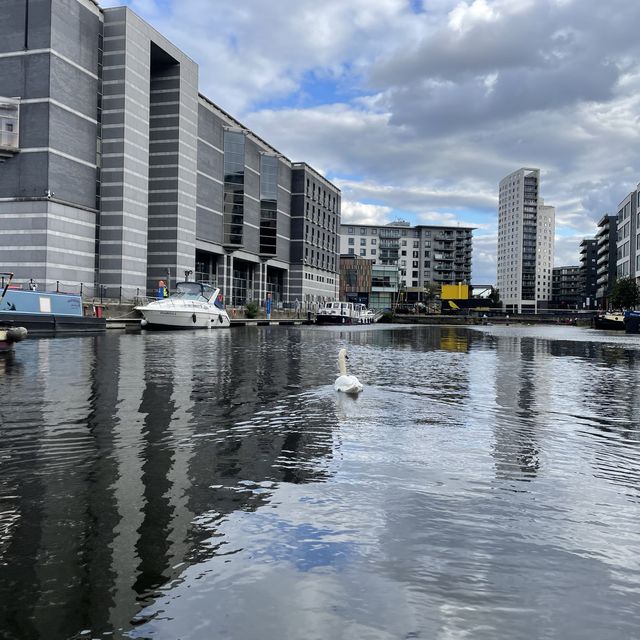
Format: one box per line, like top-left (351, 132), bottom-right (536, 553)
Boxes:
top-left (578, 238), bottom-right (598, 308)
top-left (616, 188), bottom-right (638, 281)
top-left (551, 266), bottom-right (581, 308)
top-left (0, 0), bottom-right (339, 305)
top-left (595, 214), bottom-right (617, 309)
top-left (497, 168), bottom-right (555, 313)
top-left (339, 220), bottom-right (473, 290)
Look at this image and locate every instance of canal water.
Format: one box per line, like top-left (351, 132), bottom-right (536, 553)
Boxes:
top-left (1, 325), bottom-right (640, 639)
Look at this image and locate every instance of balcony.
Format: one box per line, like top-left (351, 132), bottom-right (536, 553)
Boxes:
top-left (0, 97), bottom-right (20, 162)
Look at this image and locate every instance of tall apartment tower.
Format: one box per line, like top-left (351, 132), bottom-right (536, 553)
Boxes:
top-left (497, 168), bottom-right (555, 313)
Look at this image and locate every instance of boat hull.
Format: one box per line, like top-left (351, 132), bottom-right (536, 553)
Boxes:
top-left (0, 312), bottom-right (105, 334)
top-left (137, 308), bottom-right (230, 330)
top-left (593, 313), bottom-right (625, 331)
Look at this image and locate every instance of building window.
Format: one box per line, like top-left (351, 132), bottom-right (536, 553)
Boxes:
top-left (360, 238), bottom-right (366, 246)
top-left (360, 227), bottom-right (366, 234)
top-left (348, 227), bottom-right (354, 234)
top-left (348, 248), bottom-right (355, 255)
top-left (360, 249), bottom-right (366, 256)
top-left (371, 249), bottom-right (376, 255)
top-left (348, 238), bottom-right (354, 245)
top-left (371, 238), bottom-right (377, 245)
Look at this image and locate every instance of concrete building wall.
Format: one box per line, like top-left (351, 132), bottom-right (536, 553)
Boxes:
top-left (0, 0), bottom-right (100, 289)
top-left (99, 8), bottom-right (198, 296)
top-left (289, 164), bottom-right (340, 303)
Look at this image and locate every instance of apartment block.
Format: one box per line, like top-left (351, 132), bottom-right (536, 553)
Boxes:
top-left (578, 238), bottom-right (597, 308)
top-left (551, 266), bottom-right (581, 308)
top-left (615, 189), bottom-right (637, 281)
top-left (339, 220), bottom-right (473, 290)
top-left (595, 214), bottom-right (617, 308)
top-left (0, 0), bottom-right (339, 304)
top-left (497, 168), bottom-right (555, 313)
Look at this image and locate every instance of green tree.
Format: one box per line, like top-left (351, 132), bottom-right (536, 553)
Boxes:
top-left (488, 287), bottom-right (501, 305)
top-left (610, 277), bottom-right (640, 310)
top-left (244, 301), bottom-right (259, 318)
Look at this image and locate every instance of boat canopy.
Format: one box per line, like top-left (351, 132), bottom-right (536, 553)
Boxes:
top-left (175, 281), bottom-right (217, 301)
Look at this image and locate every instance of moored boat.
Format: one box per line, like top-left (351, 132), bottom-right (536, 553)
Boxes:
top-left (624, 310), bottom-right (640, 334)
top-left (135, 281), bottom-right (230, 330)
top-left (0, 272), bottom-right (104, 335)
top-left (316, 301), bottom-right (375, 325)
top-left (593, 311), bottom-right (625, 331)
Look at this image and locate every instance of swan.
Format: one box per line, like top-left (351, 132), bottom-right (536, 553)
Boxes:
top-left (334, 348), bottom-right (363, 395)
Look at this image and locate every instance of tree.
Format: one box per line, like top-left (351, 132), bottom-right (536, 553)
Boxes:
top-left (488, 287), bottom-right (501, 305)
top-left (609, 277), bottom-right (640, 310)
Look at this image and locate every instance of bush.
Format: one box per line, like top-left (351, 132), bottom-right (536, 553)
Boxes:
top-left (245, 301), bottom-right (259, 318)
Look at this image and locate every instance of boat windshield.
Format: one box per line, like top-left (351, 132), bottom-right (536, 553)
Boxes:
top-left (174, 282), bottom-right (215, 301)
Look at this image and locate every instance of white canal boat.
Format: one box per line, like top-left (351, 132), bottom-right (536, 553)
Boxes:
top-left (136, 281), bottom-right (231, 330)
top-left (316, 301), bottom-right (375, 325)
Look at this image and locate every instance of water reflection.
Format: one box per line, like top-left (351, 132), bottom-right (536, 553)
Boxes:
top-left (0, 325), bottom-right (639, 639)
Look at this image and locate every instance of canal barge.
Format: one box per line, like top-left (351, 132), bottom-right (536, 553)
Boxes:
top-left (316, 301), bottom-right (375, 325)
top-left (0, 273), bottom-right (104, 336)
top-left (593, 311), bottom-right (625, 331)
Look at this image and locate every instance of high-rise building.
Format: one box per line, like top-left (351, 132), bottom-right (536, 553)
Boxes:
top-left (595, 214), bottom-right (617, 309)
top-left (339, 220), bottom-right (473, 290)
top-left (497, 168), bottom-right (555, 313)
top-left (0, 0), bottom-right (339, 305)
top-left (578, 238), bottom-right (598, 308)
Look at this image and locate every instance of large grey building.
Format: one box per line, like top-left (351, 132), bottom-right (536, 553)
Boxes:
top-left (0, 0), bottom-right (339, 306)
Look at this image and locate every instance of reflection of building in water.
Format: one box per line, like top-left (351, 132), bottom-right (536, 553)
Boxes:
top-left (439, 328), bottom-right (469, 353)
top-left (0, 332), bottom-right (338, 637)
top-left (492, 337), bottom-right (543, 481)
top-left (571, 344), bottom-right (640, 500)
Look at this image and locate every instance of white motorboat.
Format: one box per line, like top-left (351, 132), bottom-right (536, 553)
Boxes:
top-left (136, 281), bottom-right (231, 330)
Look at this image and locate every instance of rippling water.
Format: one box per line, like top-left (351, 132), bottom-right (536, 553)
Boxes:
top-left (1, 324), bottom-right (640, 639)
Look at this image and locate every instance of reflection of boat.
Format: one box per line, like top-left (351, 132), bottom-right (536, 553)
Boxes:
top-left (135, 281), bottom-right (231, 330)
top-left (316, 301), bottom-right (375, 325)
top-left (593, 312), bottom-right (625, 330)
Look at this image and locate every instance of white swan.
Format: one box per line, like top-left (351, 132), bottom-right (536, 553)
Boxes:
top-left (334, 348), bottom-right (363, 395)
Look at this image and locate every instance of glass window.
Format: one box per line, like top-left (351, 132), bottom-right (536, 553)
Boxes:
top-left (360, 238), bottom-right (366, 246)
top-left (372, 228), bottom-right (377, 235)
top-left (371, 249), bottom-right (376, 255)
top-left (360, 227), bottom-right (366, 234)
top-left (348, 227), bottom-right (354, 234)
top-left (348, 248), bottom-right (355, 255)
top-left (348, 238), bottom-right (354, 245)
top-left (360, 249), bottom-right (366, 256)
top-left (371, 238), bottom-right (377, 245)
